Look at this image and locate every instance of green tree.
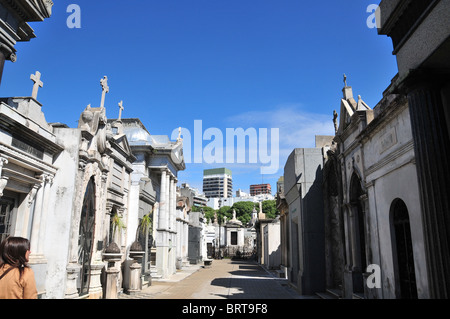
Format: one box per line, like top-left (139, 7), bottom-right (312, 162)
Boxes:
top-left (192, 205), bottom-right (215, 223)
top-left (262, 200), bottom-right (278, 219)
top-left (231, 201), bottom-right (256, 225)
top-left (217, 205), bottom-right (232, 224)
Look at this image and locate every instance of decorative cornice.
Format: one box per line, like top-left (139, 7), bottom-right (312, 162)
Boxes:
top-left (0, 142), bottom-right (57, 174)
top-left (2, 0), bottom-right (53, 21)
top-left (364, 140), bottom-right (415, 178)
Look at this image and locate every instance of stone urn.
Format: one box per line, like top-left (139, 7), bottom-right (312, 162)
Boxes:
top-left (129, 241), bottom-right (145, 260)
top-left (103, 242), bottom-right (123, 264)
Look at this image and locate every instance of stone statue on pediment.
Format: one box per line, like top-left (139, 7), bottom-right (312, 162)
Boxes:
top-left (78, 104), bottom-right (109, 154)
top-left (228, 209), bottom-right (242, 226)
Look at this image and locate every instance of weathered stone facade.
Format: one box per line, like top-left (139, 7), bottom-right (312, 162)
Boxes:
top-left (323, 79), bottom-right (428, 299)
top-left (283, 148), bottom-right (326, 295)
top-left (122, 118), bottom-right (185, 280)
top-left (377, 0), bottom-right (450, 298)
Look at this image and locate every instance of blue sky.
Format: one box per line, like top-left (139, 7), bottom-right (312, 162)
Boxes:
top-left (0, 0), bottom-right (397, 195)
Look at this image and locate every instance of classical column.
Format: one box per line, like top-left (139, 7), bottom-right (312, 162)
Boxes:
top-left (349, 205), bottom-right (360, 272)
top-left (158, 169), bottom-right (167, 230)
top-left (169, 178), bottom-right (175, 231)
top-left (166, 174), bottom-right (173, 275)
top-left (36, 175), bottom-right (53, 255)
top-left (173, 179), bottom-right (178, 231)
top-left (404, 72), bottom-right (450, 298)
top-left (176, 211), bottom-right (182, 269)
top-left (165, 173), bottom-right (170, 229)
top-left (342, 204), bottom-right (352, 270)
top-left (30, 175), bottom-right (46, 257)
top-left (20, 184), bottom-right (39, 238)
top-left (156, 169), bottom-right (169, 278)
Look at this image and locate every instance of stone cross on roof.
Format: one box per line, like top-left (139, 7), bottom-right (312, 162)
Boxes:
top-left (100, 76), bottom-right (109, 108)
top-left (343, 73), bottom-right (348, 87)
top-left (30, 71), bottom-right (43, 100)
top-left (118, 100), bottom-right (124, 121)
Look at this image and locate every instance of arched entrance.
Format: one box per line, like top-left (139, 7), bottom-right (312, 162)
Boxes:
top-left (78, 177), bottom-right (96, 296)
top-left (349, 173), bottom-right (367, 293)
top-left (391, 199), bottom-right (418, 299)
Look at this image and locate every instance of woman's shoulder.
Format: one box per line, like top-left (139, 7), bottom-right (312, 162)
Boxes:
top-left (0, 263), bottom-right (16, 275)
top-left (22, 266), bottom-right (35, 277)
top-left (19, 266), bottom-right (36, 286)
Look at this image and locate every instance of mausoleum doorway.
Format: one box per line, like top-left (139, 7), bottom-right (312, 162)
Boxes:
top-left (78, 177), bottom-right (96, 296)
top-left (390, 199), bottom-right (418, 299)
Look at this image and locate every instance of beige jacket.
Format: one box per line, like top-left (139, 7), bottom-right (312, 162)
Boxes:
top-left (0, 265), bottom-right (38, 299)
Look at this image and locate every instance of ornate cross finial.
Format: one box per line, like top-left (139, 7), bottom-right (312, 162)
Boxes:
top-left (118, 100), bottom-right (124, 121)
top-left (343, 73), bottom-right (348, 87)
top-left (100, 76), bottom-right (109, 108)
top-left (177, 127), bottom-right (182, 141)
top-left (30, 71), bottom-right (44, 100)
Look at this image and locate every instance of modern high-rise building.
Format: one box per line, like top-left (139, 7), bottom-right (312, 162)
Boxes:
top-left (202, 168), bottom-right (233, 198)
top-left (250, 183), bottom-right (272, 196)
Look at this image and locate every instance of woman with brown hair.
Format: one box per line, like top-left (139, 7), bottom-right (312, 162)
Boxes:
top-left (0, 236), bottom-right (37, 299)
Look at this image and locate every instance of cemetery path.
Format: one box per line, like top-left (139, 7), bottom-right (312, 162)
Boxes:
top-left (119, 258), bottom-right (313, 299)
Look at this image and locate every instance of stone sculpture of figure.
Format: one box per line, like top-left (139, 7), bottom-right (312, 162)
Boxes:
top-left (100, 76), bottom-right (109, 108)
top-left (333, 110), bottom-right (338, 134)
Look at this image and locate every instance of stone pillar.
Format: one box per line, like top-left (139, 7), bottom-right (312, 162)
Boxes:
top-left (403, 72), bottom-right (450, 298)
top-left (102, 253), bottom-right (122, 299)
top-left (176, 209), bottom-right (183, 270)
top-left (104, 265), bottom-right (120, 299)
top-left (349, 206), bottom-right (359, 272)
top-left (128, 251), bottom-right (144, 294)
top-left (167, 175), bottom-right (175, 275)
top-left (342, 204), bottom-right (352, 270)
top-left (342, 204), bottom-right (353, 299)
top-left (158, 169), bottom-right (167, 230)
top-left (30, 175), bottom-right (45, 257)
top-left (169, 178), bottom-right (174, 231)
top-left (37, 175), bottom-right (53, 255)
top-left (128, 262), bottom-right (142, 294)
top-left (165, 174), bottom-right (170, 229)
top-left (172, 179), bottom-right (177, 231)
top-left (183, 221), bottom-right (189, 264)
top-left (156, 169), bottom-right (169, 278)
top-left (21, 184), bottom-right (39, 238)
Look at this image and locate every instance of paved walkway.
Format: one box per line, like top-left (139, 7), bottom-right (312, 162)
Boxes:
top-left (118, 259), bottom-right (317, 299)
